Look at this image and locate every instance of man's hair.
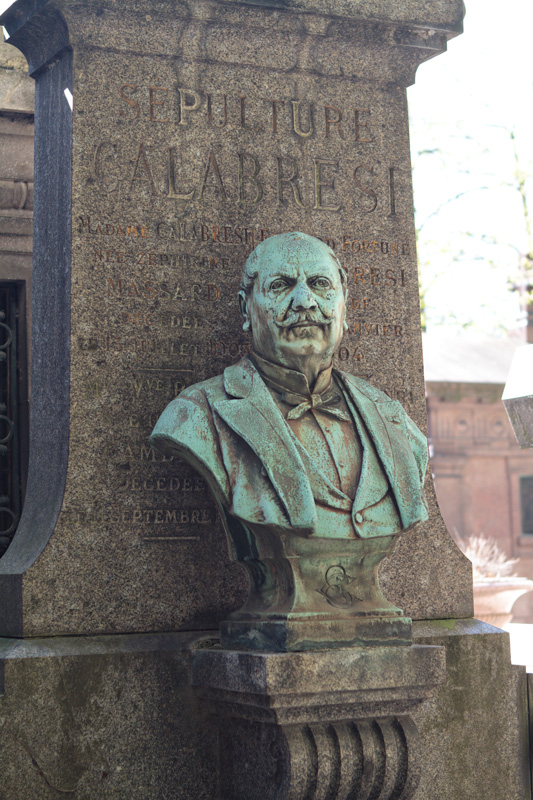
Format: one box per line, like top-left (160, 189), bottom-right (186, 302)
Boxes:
top-left (239, 232), bottom-right (348, 297)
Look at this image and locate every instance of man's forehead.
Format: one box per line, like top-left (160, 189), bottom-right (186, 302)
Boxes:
top-left (256, 253), bottom-right (340, 281)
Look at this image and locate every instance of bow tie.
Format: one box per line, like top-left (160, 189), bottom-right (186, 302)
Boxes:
top-left (282, 388), bottom-right (351, 421)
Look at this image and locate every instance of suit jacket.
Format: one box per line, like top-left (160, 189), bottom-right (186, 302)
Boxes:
top-left (150, 357), bottom-right (428, 542)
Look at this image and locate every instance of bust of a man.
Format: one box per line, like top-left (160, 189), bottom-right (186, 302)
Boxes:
top-left (151, 232), bottom-right (428, 651)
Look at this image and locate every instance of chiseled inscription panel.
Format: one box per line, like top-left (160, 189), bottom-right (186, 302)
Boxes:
top-left (65, 48), bottom-right (420, 631)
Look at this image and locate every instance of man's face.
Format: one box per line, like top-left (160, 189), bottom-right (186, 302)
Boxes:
top-left (240, 239), bottom-right (346, 370)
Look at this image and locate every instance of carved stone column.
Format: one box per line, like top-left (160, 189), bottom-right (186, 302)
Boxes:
top-left (192, 644), bottom-right (445, 800)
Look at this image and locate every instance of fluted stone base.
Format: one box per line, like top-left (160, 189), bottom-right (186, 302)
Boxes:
top-left (217, 716), bottom-right (419, 800)
top-left (192, 644), bottom-right (446, 800)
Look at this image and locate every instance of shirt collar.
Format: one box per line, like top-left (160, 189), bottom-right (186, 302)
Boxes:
top-left (251, 352), bottom-right (333, 398)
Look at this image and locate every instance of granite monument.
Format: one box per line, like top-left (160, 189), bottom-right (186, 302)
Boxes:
top-left (0, 0), bottom-right (529, 798)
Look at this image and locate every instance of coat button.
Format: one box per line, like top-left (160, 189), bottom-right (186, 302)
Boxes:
top-left (355, 512), bottom-right (364, 524)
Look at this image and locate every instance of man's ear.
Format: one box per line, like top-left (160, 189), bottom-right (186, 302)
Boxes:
top-left (238, 290), bottom-right (251, 332)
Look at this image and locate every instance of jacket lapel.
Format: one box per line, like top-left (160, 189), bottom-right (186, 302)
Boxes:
top-left (343, 392), bottom-right (390, 512)
top-left (213, 359), bottom-right (316, 530)
top-left (337, 372), bottom-right (417, 528)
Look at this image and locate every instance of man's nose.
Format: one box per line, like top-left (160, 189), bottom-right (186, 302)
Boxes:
top-left (289, 282), bottom-right (318, 310)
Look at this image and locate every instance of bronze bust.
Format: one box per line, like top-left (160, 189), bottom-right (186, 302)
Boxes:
top-left (151, 232), bottom-right (428, 651)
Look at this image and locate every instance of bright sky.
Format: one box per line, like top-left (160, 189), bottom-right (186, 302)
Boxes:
top-left (408, 0), bottom-right (533, 336)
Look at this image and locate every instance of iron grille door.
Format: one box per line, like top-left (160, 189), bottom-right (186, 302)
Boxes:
top-left (0, 283), bottom-right (22, 556)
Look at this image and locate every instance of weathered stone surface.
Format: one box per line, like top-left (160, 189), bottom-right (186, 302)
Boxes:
top-left (0, 37), bottom-right (33, 267)
top-left (412, 619), bottom-right (531, 800)
top-left (192, 643), bottom-right (446, 711)
top-left (192, 643), bottom-right (445, 799)
top-left (0, 37), bottom-right (29, 73)
top-left (221, 0), bottom-right (465, 30)
top-left (0, 632), bottom-right (218, 799)
top-left (0, 68), bottom-right (33, 119)
top-left (0, 0), bottom-right (471, 638)
top-left (193, 622), bottom-right (532, 800)
top-left (0, 623), bottom-right (529, 799)
top-left (215, 715), bottom-right (423, 800)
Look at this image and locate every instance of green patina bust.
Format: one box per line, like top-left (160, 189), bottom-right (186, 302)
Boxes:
top-left (151, 232), bottom-right (428, 651)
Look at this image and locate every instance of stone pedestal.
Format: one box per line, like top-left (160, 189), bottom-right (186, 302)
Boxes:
top-left (220, 534), bottom-right (412, 652)
top-left (0, 622), bottom-right (529, 799)
top-left (192, 644), bottom-right (446, 800)
top-left (412, 620), bottom-right (531, 800)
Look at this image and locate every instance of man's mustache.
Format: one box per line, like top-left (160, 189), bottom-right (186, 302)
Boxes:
top-left (274, 311), bottom-right (334, 329)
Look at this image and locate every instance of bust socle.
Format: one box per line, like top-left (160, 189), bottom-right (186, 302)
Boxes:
top-left (150, 232), bottom-right (428, 651)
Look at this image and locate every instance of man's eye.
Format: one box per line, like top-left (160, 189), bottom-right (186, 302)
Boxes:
top-left (270, 279), bottom-right (289, 291)
top-left (311, 277), bottom-right (332, 289)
